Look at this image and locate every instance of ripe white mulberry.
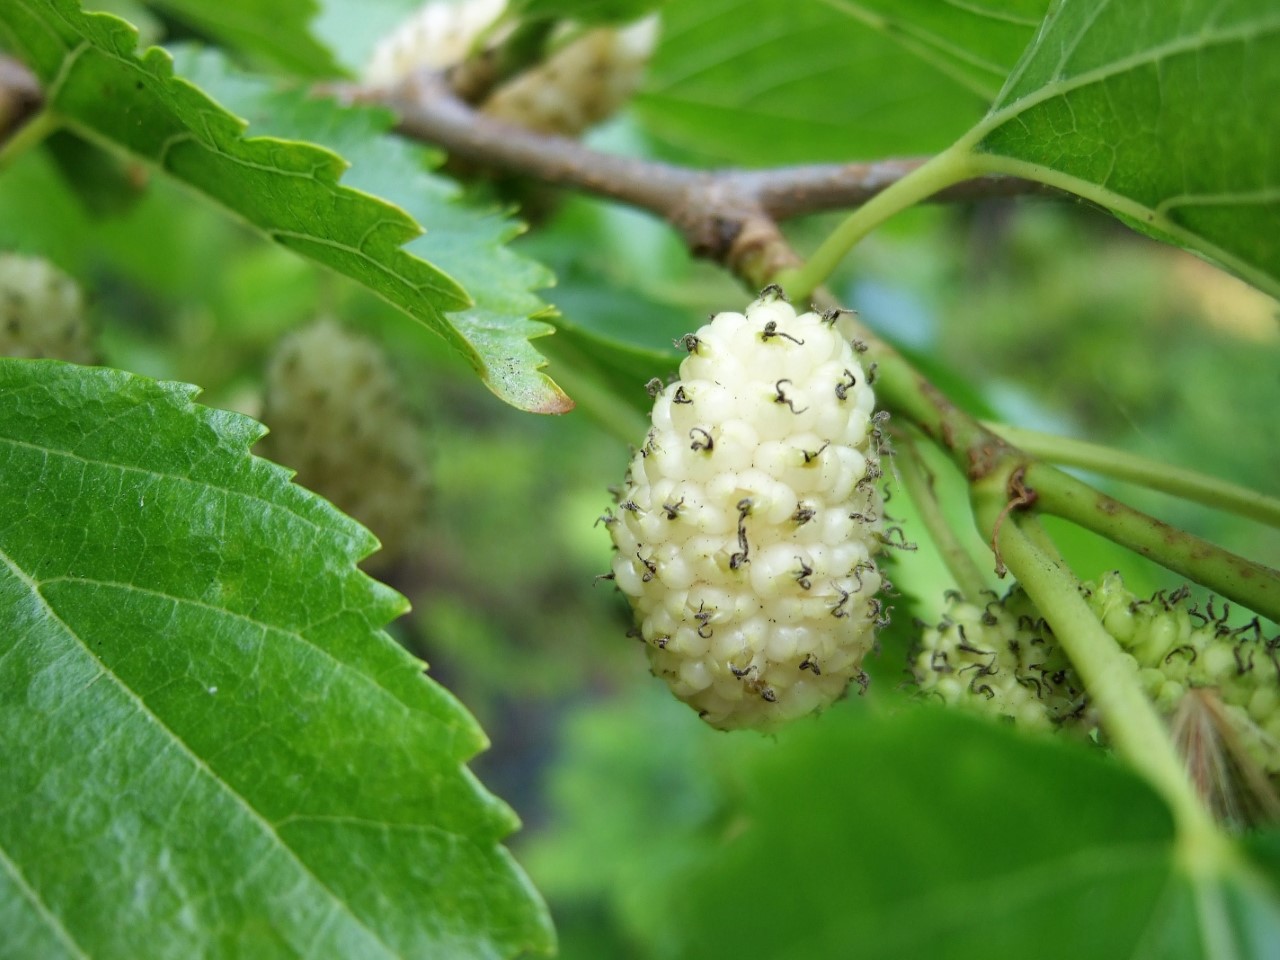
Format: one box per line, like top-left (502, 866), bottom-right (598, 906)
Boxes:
top-left (260, 319), bottom-right (430, 571)
top-left (364, 0), bottom-right (656, 137)
top-left (606, 288), bottom-right (887, 731)
top-left (0, 253), bottom-right (95, 364)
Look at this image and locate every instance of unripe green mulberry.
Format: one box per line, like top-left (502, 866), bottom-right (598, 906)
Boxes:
top-left (914, 573), bottom-right (1280, 790)
top-left (0, 253), bottom-right (95, 364)
top-left (606, 288), bottom-right (887, 731)
top-left (260, 319), bottom-right (430, 571)
top-left (1087, 573), bottom-right (1280, 777)
top-left (911, 588), bottom-right (1086, 731)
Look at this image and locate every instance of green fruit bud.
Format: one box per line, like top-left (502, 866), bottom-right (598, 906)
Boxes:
top-left (0, 253), bottom-right (96, 364)
top-left (260, 319), bottom-right (430, 571)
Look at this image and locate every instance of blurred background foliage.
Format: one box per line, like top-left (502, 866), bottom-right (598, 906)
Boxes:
top-left (2, 66), bottom-right (1278, 953)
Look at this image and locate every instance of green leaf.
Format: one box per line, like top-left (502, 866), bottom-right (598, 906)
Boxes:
top-left (176, 45), bottom-right (571, 414)
top-left (142, 0), bottom-right (340, 76)
top-left (635, 0), bottom-right (1050, 165)
top-left (654, 709), bottom-right (1280, 960)
top-left (42, 130), bottom-right (148, 217)
top-left (0, 358), bottom-right (555, 958)
top-left (963, 0), bottom-right (1280, 299)
top-left (512, 0), bottom-right (665, 25)
top-left (0, 0), bottom-right (571, 414)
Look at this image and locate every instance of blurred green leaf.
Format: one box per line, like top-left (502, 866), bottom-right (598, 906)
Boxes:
top-left (512, 0), bottom-right (664, 24)
top-left (965, 0), bottom-right (1280, 298)
top-left (311, 0), bottom-right (428, 75)
top-left (144, 0), bottom-right (340, 75)
top-left (635, 0), bottom-right (1049, 165)
top-left (655, 708), bottom-right (1280, 960)
top-left (42, 130), bottom-right (148, 217)
top-left (0, 358), bottom-right (554, 958)
top-left (1, 1), bottom-right (572, 413)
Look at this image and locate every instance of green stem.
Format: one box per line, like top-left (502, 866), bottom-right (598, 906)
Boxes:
top-left (893, 430), bottom-right (990, 599)
top-left (826, 318), bottom-right (1280, 620)
top-left (777, 146), bottom-right (980, 302)
top-left (0, 108), bottom-right (57, 173)
top-left (1017, 512), bottom-right (1068, 567)
top-left (988, 422), bottom-right (1280, 529)
top-left (974, 486), bottom-right (1232, 873)
top-left (1027, 463), bottom-right (1280, 624)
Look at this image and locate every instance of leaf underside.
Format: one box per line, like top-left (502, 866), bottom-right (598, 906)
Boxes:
top-left (0, 0), bottom-right (572, 413)
top-left (660, 709), bottom-right (1280, 960)
top-left (0, 359), bottom-right (555, 959)
top-left (636, 0), bottom-right (1049, 165)
top-left (967, 0), bottom-right (1280, 298)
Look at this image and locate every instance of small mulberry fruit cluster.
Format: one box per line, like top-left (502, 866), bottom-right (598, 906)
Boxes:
top-left (910, 587), bottom-right (1086, 732)
top-left (260, 319), bottom-right (431, 572)
top-left (1089, 574), bottom-right (1280, 775)
top-left (605, 288), bottom-right (889, 731)
top-left (365, 0), bottom-right (657, 138)
top-left (0, 253), bottom-right (96, 365)
top-left (913, 574), bottom-right (1280, 779)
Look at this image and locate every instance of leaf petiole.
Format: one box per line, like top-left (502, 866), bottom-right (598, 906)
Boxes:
top-left (777, 145), bottom-right (980, 302)
top-left (974, 485), bottom-right (1234, 875)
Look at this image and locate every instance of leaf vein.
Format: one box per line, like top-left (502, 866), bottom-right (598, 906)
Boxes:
top-left (0, 550), bottom-right (404, 960)
top-left (0, 843), bottom-right (90, 960)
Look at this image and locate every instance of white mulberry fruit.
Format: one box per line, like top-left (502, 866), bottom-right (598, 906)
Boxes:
top-left (606, 288), bottom-right (887, 731)
top-left (260, 319), bottom-right (430, 571)
top-left (481, 18), bottom-right (658, 137)
top-left (364, 0), bottom-right (508, 88)
top-left (365, 0), bottom-right (656, 137)
top-left (0, 253), bottom-right (95, 364)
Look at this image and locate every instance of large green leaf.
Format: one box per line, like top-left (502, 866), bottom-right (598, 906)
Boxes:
top-left (0, 0), bottom-right (571, 413)
top-left (652, 709), bottom-right (1280, 959)
top-left (962, 0), bottom-right (1280, 299)
top-left (634, 0), bottom-right (1050, 165)
top-left (0, 358), bottom-right (555, 958)
top-left (143, 0), bottom-right (339, 76)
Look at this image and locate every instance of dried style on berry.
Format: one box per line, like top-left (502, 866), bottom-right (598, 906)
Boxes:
top-left (260, 319), bottom-right (431, 572)
top-left (606, 289), bottom-right (888, 730)
top-left (0, 253), bottom-right (96, 365)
